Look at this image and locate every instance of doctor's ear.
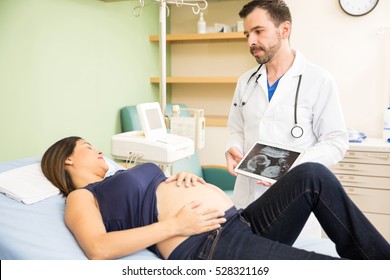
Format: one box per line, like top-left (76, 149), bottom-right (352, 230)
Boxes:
top-left (279, 21), bottom-right (291, 39)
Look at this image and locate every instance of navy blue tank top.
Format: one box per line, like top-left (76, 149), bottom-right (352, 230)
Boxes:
top-left (83, 163), bottom-right (166, 257)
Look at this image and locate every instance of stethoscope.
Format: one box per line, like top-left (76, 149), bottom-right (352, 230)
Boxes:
top-left (291, 74), bottom-right (303, 138)
top-left (234, 64), bottom-right (304, 138)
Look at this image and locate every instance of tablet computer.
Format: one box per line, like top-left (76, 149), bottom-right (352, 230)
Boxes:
top-left (234, 141), bottom-right (305, 184)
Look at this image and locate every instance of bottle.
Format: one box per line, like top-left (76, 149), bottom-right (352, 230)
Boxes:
top-left (383, 107), bottom-right (390, 143)
top-left (197, 12), bottom-right (206, 34)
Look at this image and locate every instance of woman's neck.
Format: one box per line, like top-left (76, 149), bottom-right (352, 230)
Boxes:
top-left (71, 170), bottom-right (105, 189)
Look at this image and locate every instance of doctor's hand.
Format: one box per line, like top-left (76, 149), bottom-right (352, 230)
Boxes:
top-left (225, 147), bottom-right (243, 176)
top-left (166, 171), bottom-right (206, 187)
top-left (256, 180), bottom-right (272, 187)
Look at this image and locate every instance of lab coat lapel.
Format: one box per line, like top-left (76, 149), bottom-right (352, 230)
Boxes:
top-left (267, 73), bottom-right (294, 111)
top-left (265, 51), bottom-right (305, 112)
top-left (257, 67), bottom-right (269, 104)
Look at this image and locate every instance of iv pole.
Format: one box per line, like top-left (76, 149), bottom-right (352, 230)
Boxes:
top-left (159, 1), bottom-right (167, 116)
top-left (135, 0), bottom-right (208, 116)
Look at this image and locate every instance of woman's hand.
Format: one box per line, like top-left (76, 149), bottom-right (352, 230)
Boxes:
top-left (165, 171), bottom-right (205, 187)
top-left (173, 201), bottom-right (226, 236)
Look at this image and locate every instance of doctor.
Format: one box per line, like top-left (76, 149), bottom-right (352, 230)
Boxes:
top-left (226, 0), bottom-right (349, 209)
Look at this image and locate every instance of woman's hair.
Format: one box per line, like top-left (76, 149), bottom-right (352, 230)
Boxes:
top-left (239, 0), bottom-right (292, 26)
top-left (41, 136), bottom-right (82, 196)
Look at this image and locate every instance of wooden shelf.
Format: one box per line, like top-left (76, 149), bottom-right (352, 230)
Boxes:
top-left (150, 76), bottom-right (238, 84)
top-left (205, 115), bottom-right (228, 127)
top-left (149, 32), bottom-right (240, 128)
top-left (150, 32), bottom-right (246, 43)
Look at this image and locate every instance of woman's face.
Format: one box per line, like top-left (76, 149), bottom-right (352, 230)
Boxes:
top-left (67, 139), bottom-right (109, 177)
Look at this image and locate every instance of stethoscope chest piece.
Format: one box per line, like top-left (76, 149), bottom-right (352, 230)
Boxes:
top-left (291, 125), bottom-right (304, 138)
top-left (290, 74), bottom-right (304, 138)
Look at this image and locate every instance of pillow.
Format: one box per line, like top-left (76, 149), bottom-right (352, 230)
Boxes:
top-left (0, 163), bottom-right (59, 204)
top-left (105, 158), bottom-right (125, 177)
top-left (0, 157), bottom-right (41, 173)
top-left (0, 157), bottom-right (124, 204)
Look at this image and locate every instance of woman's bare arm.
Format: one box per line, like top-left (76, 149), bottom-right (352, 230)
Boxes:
top-left (65, 189), bottom-right (225, 260)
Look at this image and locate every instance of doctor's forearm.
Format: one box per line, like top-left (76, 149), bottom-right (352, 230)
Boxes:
top-left (300, 139), bottom-right (348, 166)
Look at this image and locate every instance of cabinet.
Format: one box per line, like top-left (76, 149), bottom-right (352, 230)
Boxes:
top-left (329, 138), bottom-right (390, 242)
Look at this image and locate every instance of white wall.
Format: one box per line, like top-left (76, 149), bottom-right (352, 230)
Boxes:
top-left (287, 0), bottom-right (390, 137)
top-left (169, 0), bottom-right (390, 166)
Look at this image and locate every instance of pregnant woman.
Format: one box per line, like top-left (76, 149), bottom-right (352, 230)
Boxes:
top-left (41, 136), bottom-right (390, 260)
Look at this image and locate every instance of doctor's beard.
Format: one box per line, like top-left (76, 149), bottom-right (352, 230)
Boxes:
top-left (250, 40), bottom-right (282, 65)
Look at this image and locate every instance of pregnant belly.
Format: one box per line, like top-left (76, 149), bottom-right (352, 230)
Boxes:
top-left (155, 181), bottom-right (234, 258)
top-left (156, 181), bottom-right (233, 219)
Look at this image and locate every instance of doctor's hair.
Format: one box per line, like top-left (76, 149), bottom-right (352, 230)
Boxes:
top-left (239, 0), bottom-right (292, 27)
top-left (41, 136), bottom-right (82, 196)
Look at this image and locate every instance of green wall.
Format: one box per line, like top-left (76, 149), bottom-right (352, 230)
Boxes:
top-left (0, 0), bottom-right (160, 161)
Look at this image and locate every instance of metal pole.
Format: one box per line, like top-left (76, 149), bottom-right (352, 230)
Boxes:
top-left (159, 0), bottom-right (167, 116)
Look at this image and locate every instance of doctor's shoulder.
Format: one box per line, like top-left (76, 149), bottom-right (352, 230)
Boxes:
top-left (304, 60), bottom-right (335, 82)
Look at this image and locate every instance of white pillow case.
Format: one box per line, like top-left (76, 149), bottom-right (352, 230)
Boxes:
top-left (0, 163), bottom-right (59, 204)
top-left (0, 158), bottom-right (124, 204)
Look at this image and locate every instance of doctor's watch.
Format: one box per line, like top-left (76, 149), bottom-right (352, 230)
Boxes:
top-left (339, 0), bottom-right (379, 16)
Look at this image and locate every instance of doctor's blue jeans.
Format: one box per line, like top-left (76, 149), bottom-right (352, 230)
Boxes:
top-left (188, 163), bottom-right (390, 260)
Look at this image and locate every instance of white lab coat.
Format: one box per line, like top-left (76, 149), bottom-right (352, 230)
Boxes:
top-left (227, 50), bottom-right (349, 209)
